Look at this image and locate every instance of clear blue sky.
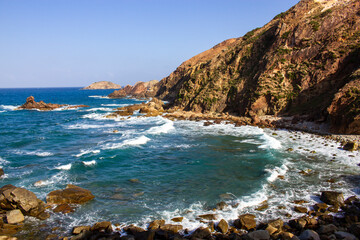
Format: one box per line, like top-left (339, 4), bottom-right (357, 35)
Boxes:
top-left (0, 0), bottom-right (299, 88)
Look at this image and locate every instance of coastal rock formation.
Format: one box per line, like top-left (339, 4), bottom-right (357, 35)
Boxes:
top-left (0, 184), bottom-right (49, 220)
top-left (106, 98), bottom-right (164, 118)
top-left (108, 80), bottom-right (159, 98)
top-left (46, 184), bottom-right (95, 204)
top-left (82, 81), bottom-right (121, 90)
top-left (17, 96), bottom-right (89, 111)
top-left (155, 0), bottom-right (360, 134)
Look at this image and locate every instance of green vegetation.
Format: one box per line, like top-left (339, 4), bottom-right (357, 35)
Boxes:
top-left (277, 47), bottom-right (292, 55)
top-left (310, 20), bottom-right (320, 31)
top-left (282, 31), bottom-right (292, 39)
top-left (274, 12), bottom-right (286, 20)
top-left (313, 9), bottom-right (332, 19)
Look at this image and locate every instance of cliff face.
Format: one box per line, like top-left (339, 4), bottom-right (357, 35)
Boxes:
top-left (155, 0), bottom-right (360, 134)
top-left (108, 80), bottom-right (159, 98)
top-left (82, 81), bottom-right (122, 90)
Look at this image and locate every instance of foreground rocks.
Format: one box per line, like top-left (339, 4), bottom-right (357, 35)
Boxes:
top-left (65, 192), bottom-right (360, 240)
top-left (106, 98), bottom-right (165, 118)
top-left (17, 96), bottom-right (89, 111)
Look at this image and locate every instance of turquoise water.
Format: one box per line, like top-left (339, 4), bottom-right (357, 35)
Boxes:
top-left (0, 88), bottom-right (359, 233)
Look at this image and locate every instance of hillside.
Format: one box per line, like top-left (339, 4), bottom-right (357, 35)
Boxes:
top-left (82, 81), bottom-right (122, 90)
top-left (155, 0), bottom-right (360, 134)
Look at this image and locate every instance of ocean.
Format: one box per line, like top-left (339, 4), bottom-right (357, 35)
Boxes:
top-left (0, 87), bottom-right (359, 236)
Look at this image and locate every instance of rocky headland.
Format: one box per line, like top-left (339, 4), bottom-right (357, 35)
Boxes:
top-left (82, 81), bottom-right (122, 90)
top-left (17, 96), bottom-right (89, 111)
top-left (152, 0), bottom-right (360, 135)
top-left (108, 80), bottom-right (159, 99)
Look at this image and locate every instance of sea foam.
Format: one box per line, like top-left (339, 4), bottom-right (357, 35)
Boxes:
top-left (55, 163), bottom-right (72, 170)
top-left (103, 135), bottom-right (151, 149)
top-left (75, 149), bottom-right (100, 157)
top-left (82, 160), bottom-right (96, 166)
top-left (13, 150), bottom-right (53, 157)
top-left (147, 120), bottom-right (175, 134)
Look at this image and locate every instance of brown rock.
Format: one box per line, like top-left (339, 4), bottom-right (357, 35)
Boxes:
top-left (53, 204), bottom-right (75, 214)
top-left (171, 217), bottom-right (183, 223)
top-left (343, 142), bottom-right (359, 151)
top-left (72, 226), bottom-right (91, 235)
top-left (82, 81), bottom-right (122, 90)
top-left (294, 200), bottom-right (308, 204)
top-left (0, 184), bottom-right (49, 220)
top-left (123, 225), bottom-right (146, 235)
top-left (216, 219), bottom-right (229, 234)
top-left (0, 168), bottom-right (4, 177)
top-left (216, 201), bottom-right (228, 210)
top-left (314, 203), bottom-right (328, 212)
top-left (46, 184), bottom-right (95, 204)
top-left (198, 214), bottom-right (218, 220)
top-left (294, 206), bottom-right (308, 213)
top-left (148, 219), bottom-right (165, 230)
top-left (6, 210), bottom-right (24, 224)
top-left (320, 191), bottom-right (344, 206)
top-left (191, 227), bottom-right (212, 239)
top-left (90, 221), bottom-right (112, 233)
top-left (159, 224), bottom-right (183, 233)
top-left (17, 96), bottom-right (88, 111)
top-left (108, 89), bottom-right (127, 98)
top-left (234, 214), bottom-right (256, 230)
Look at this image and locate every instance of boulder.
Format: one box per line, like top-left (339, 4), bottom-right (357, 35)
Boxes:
top-left (0, 168), bottom-right (4, 177)
top-left (216, 201), bottom-right (228, 210)
top-left (191, 227), bottom-right (212, 239)
top-left (171, 217), bottom-right (183, 223)
top-left (313, 203), bottom-right (328, 212)
top-left (294, 206), bottom-right (308, 213)
top-left (159, 224), bottom-right (183, 233)
top-left (148, 219), bottom-right (165, 230)
top-left (216, 219), bottom-right (229, 234)
top-left (320, 191), bottom-right (344, 206)
top-left (334, 231), bottom-right (357, 240)
top-left (123, 225), bottom-right (146, 235)
top-left (234, 214), bottom-right (256, 230)
top-left (245, 230), bottom-right (270, 240)
top-left (46, 184), bottom-right (94, 204)
top-left (17, 96), bottom-right (88, 111)
top-left (317, 224), bottom-right (337, 235)
top-left (0, 184), bottom-right (49, 220)
top-left (198, 214), bottom-right (218, 220)
top-left (6, 210), bottom-right (24, 224)
top-left (343, 142), bottom-right (358, 151)
top-left (90, 221), bottom-right (113, 233)
top-left (298, 230), bottom-right (320, 240)
top-left (108, 89), bottom-right (127, 98)
top-left (72, 226), bottom-right (91, 235)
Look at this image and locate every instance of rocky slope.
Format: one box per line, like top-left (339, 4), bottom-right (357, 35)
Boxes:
top-left (155, 0), bottom-right (360, 134)
top-left (82, 81), bottom-right (121, 90)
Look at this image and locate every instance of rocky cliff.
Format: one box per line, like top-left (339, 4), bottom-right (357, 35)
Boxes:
top-left (82, 81), bottom-right (122, 90)
top-left (108, 80), bottom-right (159, 98)
top-left (155, 0), bottom-right (360, 134)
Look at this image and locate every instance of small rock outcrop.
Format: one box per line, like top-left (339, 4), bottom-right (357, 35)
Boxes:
top-left (107, 80), bottom-right (159, 99)
top-left (0, 184), bottom-right (49, 220)
top-left (82, 81), bottom-right (121, 90)
top-left (17, 96), bottom-right (89, 111)
top-left (108, 89), bottom-right (127, 98)
top-left (46, 184), bottom-right (95, 204)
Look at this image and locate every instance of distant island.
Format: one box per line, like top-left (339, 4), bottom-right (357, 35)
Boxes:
top-left (82, 81), bottom-right (122, 90)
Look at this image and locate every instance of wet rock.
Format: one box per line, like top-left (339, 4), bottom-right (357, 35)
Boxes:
top-left (208, 221), bottom-right (215, 232)
top-left (317, 224), bottom-right (337, 235)
top-left (234, 214), bottom-right (256, 231)
top-left (245, 230), bottom-right (270, 240)
top-left (216, 201), bottom-right (228, 210)
top-left (216, 219), bottom-right (229, 234)
top-left (198, 214), bottom-right (218, 220)
top-left (295, 206), bottom-right (308, 213)
top-left (17, 96), bottom-right (88, 111)
top-left (6, 210), bottom-right (24, 224)
top-left (171, 217), bottom-right (183, 223)
top-left (0, 184), bottom-right (49, 220)
top-left (203, 121), bottom-right (214, 126)
top-left (320, 191), bottom-right (344, 206)
top-left (343, 142), bottom-right (358, 151)
top-left (279, 232), bottom-right (296, 240)
top-left (255, 201), bottom-right (269, 211)
top-left (289, 218), bottom-right (307, 230)
top-left (159, 224), bottom-right (183, 233)
top-left (0, 169), bottom-right (4, 177)
top-left (345, 196), bottom-right (358, 205)
top-left (191, 227), bottom-right (212, 239)
top-left (294, 200), bottom-right (309, 205)
top-left (334, 231), bottom-right (357, 240)
top-left (314, 203), bottom-right (328, 212)
top-left (299, 230), bottom-right (320, 240)
top-left (90, 221), bottom-right (113, 233)
top-left (349, 223), bottom-right (360, 237)
top-left (148, 219), bottom-right (165, 230)
top-left (72, 226), bottom-right (91, 235)
top-left (123, 225), bottom-right (146, 235)
top-left (265, 219), bottom-right (283, 235)
top-left (53, 203), bottom-right (75, 214)
top-left (46, 184), bottom-right (95, 204)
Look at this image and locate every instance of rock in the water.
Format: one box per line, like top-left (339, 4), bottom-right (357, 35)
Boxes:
top-left (90, 221), bottom-right (113, 233)
top-left (216, 219), bottom-right (229, 234)
top-left (0, 184), bottom-right (49, 219)
top-left (343, 142), bottom-right (358, 151)
top-left (320, 191), bottom-right (344, 206)
top-left (6, 210), bottom-right (24, 224)
top-left (46, 184), bottom-right (95, 204)
top-left (216, 201), bottom-right (228, 210)
top-left (17, 96), bottom-right (88, 111)
top-left (198, 214), bottom-right (218, 220)
top-left (148, 219), bottom-right (165, 230)
top-left (299, 230), bottom-right (320, 240)
top-left (234, 214), bottom-right (256, 231)
top-left (294, 206), bottom-right (308, 213)
top-left (246, 230), bottom-right (270, 240)
top-left (159, 224), bottom-right (183, 233)
top-left (0, 168), bottom-right (4, 177)
top-left (171, 217), bottom-right (183, 223)
top-left (53, 203), bottom-right (75, 214)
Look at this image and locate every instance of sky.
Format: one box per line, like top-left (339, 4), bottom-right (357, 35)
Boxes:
top-left (0, 0), bottom-right (299, 88)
